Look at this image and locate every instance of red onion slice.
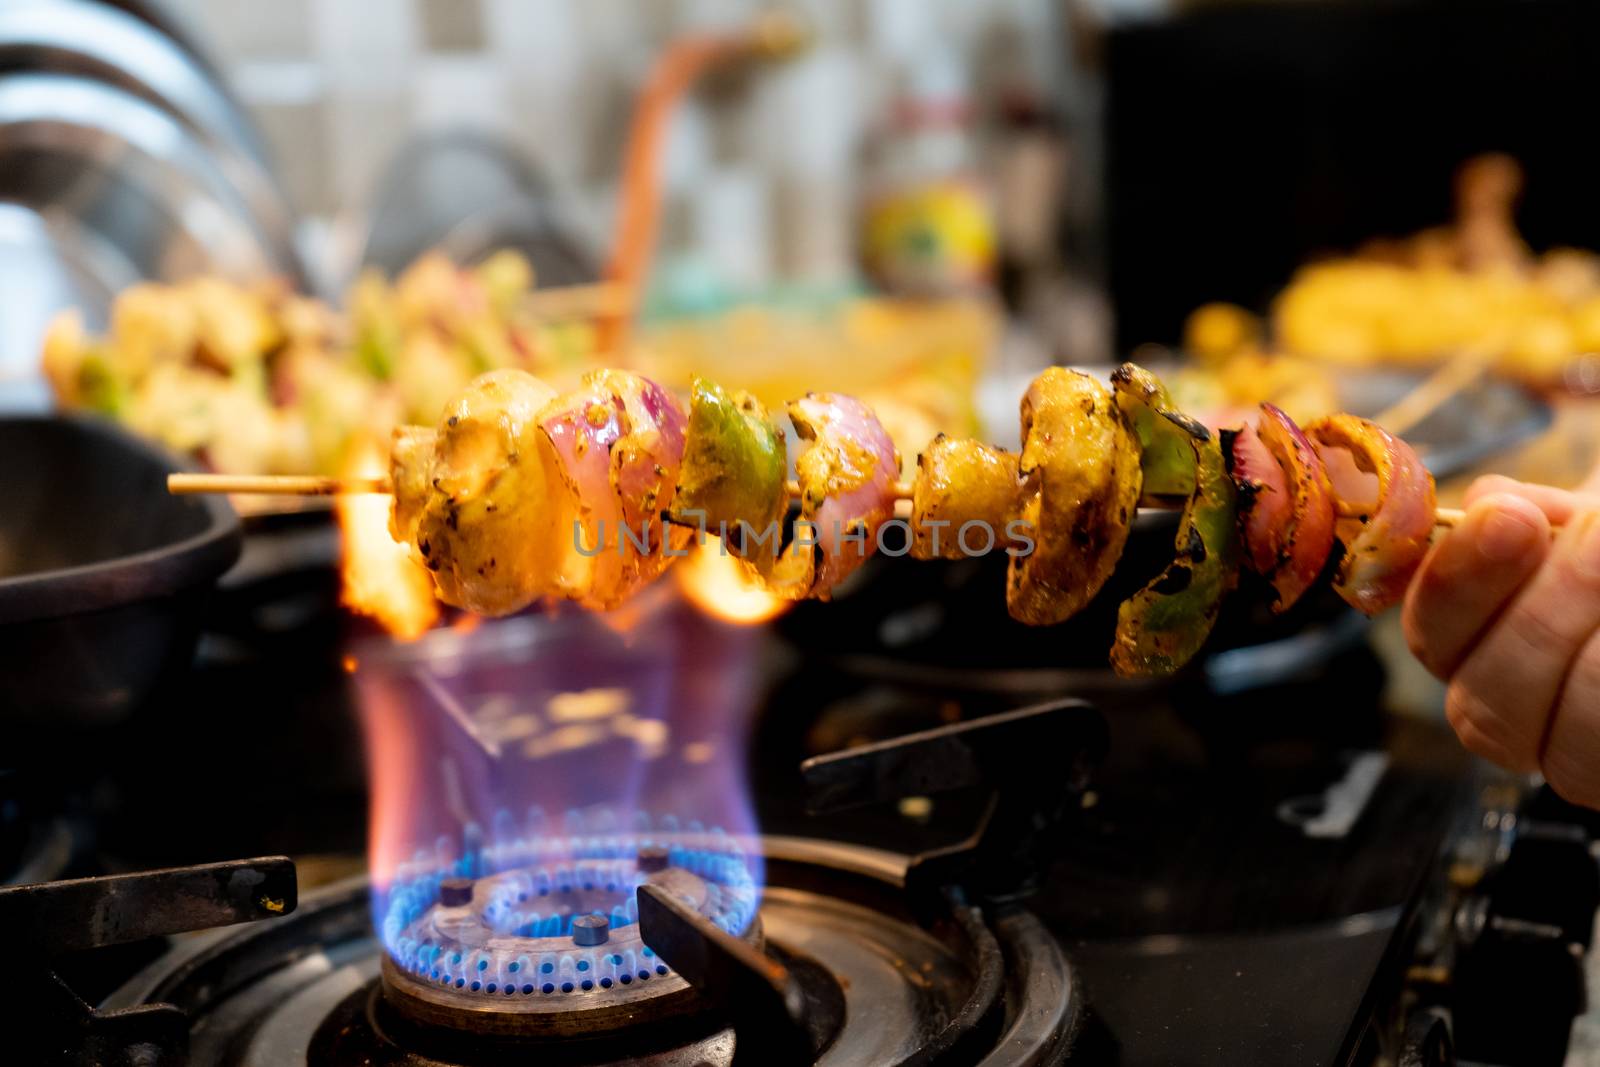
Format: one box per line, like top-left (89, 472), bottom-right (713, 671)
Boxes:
top-left (604, 371), bottom-right (688, 527)
top-left (1232, 404), bottom-right (1337, 612)
top-left (537, 371), bottom-right (690, 609)
top-left (1307, 413), bottom-right (1436, 615)
top-left (1231, 419), bottom-right (1291, 577)
top-left (771, 393), bottom-right (900, 600)
top-left (1255, 403), bottom-right (1336, 611)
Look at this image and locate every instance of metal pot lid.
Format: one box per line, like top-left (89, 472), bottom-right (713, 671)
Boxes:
top-left (0, 71), bottom-right (300, 283)
top-left (0, 0), bottom-right (273, 172)
top-left (89, 0), bottom-right (225, 82)
top-left (0, 1), bottom-right (299, 265)
top-left (357, 129), bottom-right (596, 287)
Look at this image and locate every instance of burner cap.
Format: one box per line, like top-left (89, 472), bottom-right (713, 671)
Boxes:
top-left (571, 913), bottom-right (610, 946)
top-left (437, 877), bottom-right (473, 907)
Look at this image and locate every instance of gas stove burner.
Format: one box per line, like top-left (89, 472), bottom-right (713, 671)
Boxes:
top-left (378, 824), bottom-right (760, 1038)
top-left (103, 837), bottom-right (1080, 1066)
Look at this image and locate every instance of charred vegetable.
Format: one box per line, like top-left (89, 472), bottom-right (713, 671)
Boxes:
top-left (400, 369), bottom-right (566, 616)
top-left (1110, 409), bottom-right (1239, 677)
top-left (1007, 368), bottom-right (1143, 626)
top-left (538, 370), bottom-right (693, 610)
top-left (388, 424), bottom-right (436, 547)
top-left (1306, 414), bottom-right (1436, 615)
top-left (1231, 403), bottom-right (1336, 612)
top-left (1111, 363), bottom-right (1197, 500)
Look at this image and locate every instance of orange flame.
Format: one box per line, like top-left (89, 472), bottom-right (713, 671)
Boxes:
top-left (336, 438), bottom-right (439, 640)
top-left (358, 676), bottom-right (421, 885)
top-left (674, 536), bottom-right (790, 625)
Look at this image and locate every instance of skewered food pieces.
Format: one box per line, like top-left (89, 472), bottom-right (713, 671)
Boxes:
top-left (1232, 402), bottom-right (1337, 613)
top-left (390, 370), bottom-right (564, 616)
top-left (1307, 414), bottom-right (1437, 616)
top-left (1109, 374), bottom-right (1239, 677)
top-left (368, 362), bottom-right (1441, 677)
top-left (910, 436), bottom-right (1021, 560)
top-left (390, 368), bottom-right (693, 614)
top-left (1006, 368), bottom-right (1144, 626)
top-left (667, 378), bottom-right (788, 560)
top-left (769, 393), bottom-right (901, 599)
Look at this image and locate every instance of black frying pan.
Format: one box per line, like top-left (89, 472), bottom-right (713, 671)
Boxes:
top-left (0, 416), bottom-right (239, 733)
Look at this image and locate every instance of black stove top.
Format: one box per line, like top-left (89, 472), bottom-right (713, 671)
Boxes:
top-left (4, 549), bottom-right (1595, 1066)
top-left (744, 629), bottom-right (1483, 1066)
top-left (82, 837), bottom-right (1080, 1067)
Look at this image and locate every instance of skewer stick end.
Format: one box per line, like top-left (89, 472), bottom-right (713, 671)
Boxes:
top-left (166, 472), bottom-right (392, 496)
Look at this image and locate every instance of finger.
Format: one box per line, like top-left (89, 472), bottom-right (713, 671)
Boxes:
top-left (1445, 684), bottom-right (1528, 771)
top-left (1403, 494), bottom-right (1550, 679)
top-left (1464, 474), bottom-right (1587, 524)
top-left (1543, 628), bottom-right (1600, 810)
top-left (1447, 510), bottom-right (1600, 772)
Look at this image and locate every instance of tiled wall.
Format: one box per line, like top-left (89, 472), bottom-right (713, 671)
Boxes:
top-left (165, 0), bottom-right (1065, 287)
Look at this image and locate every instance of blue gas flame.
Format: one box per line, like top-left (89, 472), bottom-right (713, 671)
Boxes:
top-left (351, 600), bottom-right (770, 986)
top-left (375, 808), bottom-right (759, 994)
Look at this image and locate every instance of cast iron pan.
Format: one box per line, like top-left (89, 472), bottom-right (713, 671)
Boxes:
top-left (0, 415), bottom-right (240, 732)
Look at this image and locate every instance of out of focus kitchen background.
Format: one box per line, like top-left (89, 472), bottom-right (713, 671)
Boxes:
top-left (164, 0), bottom-right (1071, 293)
top-left (6, 0), bottom-right (1599, 479)
top-left (8, 6), bottom-right (1600, 1064)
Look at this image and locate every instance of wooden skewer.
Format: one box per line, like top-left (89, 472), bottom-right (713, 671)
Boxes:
top-left (1372, 344), bottom-right (1501, 436)
top-left (168, 473), bottom-right (390, 496)
top-left (168, 473), bottom-right (866, 499)
top-left (167, 472), bottom-right (1476, 530)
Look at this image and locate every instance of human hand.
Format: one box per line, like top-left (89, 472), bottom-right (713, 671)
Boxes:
top-left (1402, 467), bottom-right (1600, 806)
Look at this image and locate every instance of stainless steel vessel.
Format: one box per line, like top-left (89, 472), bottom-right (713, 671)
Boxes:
top-left (0, 5), bottom-right (298, 406)
top-left (0, 71), bottom-right (298, 403)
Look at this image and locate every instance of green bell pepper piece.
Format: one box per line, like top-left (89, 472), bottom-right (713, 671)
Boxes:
top-left (1111, 363), bottom-right (1197, 500)
top-left (1109, 405), bottom-right (1240, 678)
top-left (668, 377), bottom-right (788, 560)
